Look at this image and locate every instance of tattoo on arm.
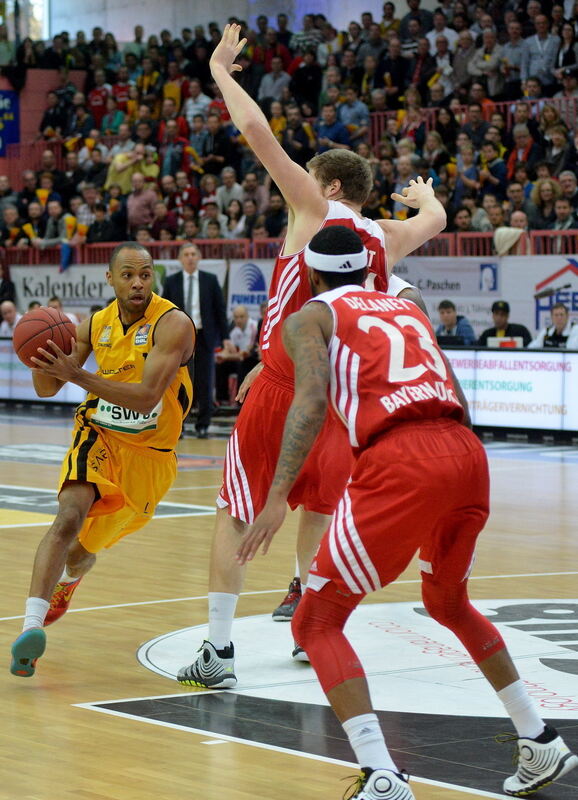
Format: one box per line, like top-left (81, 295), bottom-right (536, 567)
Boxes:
top-left (270, 310), bottom-right (330, 495)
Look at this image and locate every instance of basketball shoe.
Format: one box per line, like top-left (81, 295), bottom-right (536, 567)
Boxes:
top-left (502, 725), bottom-right (578, 796)
top-left (291, 643), bottom-right (310, 662)
top-left (177, 640), bottom-right (237, 688)
top-left (344, 768), bottom-right (415, 799)
top-left (10, 628), bottom-right (46, 677)
top-left (44, 577), bottom-right (83, 625)
top-left (272, 577), bottom-right (302, 621)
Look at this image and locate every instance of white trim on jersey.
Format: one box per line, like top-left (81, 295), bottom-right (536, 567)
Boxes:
top-left (261, 254), bottom-right (300, 351)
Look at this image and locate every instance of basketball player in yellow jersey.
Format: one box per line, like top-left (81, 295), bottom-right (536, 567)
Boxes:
top-left (10, 243), bottom-right (195, 678)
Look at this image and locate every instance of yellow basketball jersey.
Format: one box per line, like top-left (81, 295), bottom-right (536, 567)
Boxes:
top-left (77, 293), bottom-right (193, 450)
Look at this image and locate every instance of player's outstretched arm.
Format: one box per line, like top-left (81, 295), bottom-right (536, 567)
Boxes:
top-left (378, 177), bottom-right (447, 267)
top-left (236, 303), bottom-right (332, 564)
top-left (32, 316), bottom-right (92, 397)
top-left (32, 311), bottom-right (195, 414)
top-left (210, 24), bottom-right (323, 215)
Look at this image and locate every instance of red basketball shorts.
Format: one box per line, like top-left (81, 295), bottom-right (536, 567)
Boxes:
top-left (307, 419), bottom-right (490, 599)
top-left (217, 368), bottom-right (352, 523)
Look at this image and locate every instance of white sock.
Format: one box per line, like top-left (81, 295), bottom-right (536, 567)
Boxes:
top-left (208, 592), bottom-right (238, 650)
top-left (23, 597), bottom-right (50, 632)
top-left (59, 566), bottom-right (79, 584)
top-left (498, 680), bottom-right (545, 739)
top-left (294, 557), bottom-right (300, 580)
top-left (342, 713), bottom-right (398, 772)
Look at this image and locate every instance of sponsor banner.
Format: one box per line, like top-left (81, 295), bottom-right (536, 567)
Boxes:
top-left (447, 349), bottom-right (577, 430)
top-left (10, 259), bottom-right (227, 317)
top-left (398, 255), bottom-right (578, 337)
top-left (0, 338), bottom-right (94, 403)
top-left (0, 90), bottom-right (20, 157)
top-left (227, 259), bottom-right (275, 319)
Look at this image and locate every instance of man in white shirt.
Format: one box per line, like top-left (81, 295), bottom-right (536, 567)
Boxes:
top-left (183, 78), bottom-right (212, 127)
top-left (215, 167), bottom-right (244, 214)
top-left (426, 10), bottom-right (458, 51)
top-left (257, 55), bottom-right (291, 103)
top-left (528, 303), bottom-right (578, 349)
top-left (0, 300), bottom-right (21, 337)
top-left (215, 305), bottom-right (259, 403)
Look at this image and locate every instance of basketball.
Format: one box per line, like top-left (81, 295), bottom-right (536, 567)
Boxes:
top-left (13, 306), bottom-right (77, 368)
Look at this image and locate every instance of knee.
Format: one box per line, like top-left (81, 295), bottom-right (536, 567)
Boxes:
top-left (422, 578), bottom-right (469, 627)
top-left (291, 589), bottom-right (351, 649)
top-left (50, 504), bottom-right (87, 542)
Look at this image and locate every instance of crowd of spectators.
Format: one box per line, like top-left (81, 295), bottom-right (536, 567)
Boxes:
top-left (1, 3), bottom-right (578, 254)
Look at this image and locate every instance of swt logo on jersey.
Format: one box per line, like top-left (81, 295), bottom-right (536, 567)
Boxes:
top-left (135, 324), bottom-right (151, 346)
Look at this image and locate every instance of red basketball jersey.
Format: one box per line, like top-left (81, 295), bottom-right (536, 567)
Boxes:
top-left (260, 201), bottom-right (389, 379)
top-left (314, 286), bottom-right (464, 449)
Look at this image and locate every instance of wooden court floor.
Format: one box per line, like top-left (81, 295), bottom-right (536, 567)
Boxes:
top-left (0, 407), bottom-right (577, 800)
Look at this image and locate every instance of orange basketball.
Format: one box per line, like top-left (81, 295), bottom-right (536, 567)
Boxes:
top-left (13, 306), bottom-right (77, 368)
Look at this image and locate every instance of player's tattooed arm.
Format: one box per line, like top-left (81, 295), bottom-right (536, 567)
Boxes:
top-left (236, 303), bottom-right (332, 564)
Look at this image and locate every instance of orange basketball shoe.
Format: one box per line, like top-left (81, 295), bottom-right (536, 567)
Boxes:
top-left (45, 577), bottom-right (83, 626)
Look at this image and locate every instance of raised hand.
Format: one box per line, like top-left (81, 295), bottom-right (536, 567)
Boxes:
top-left (209, 23), bottom-right (247, 76)
top-left (391, 176), bottom-right (435, 209)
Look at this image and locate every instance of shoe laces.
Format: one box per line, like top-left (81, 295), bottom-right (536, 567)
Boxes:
top-left (495, 731), bottom-right (520, 766)
top-left (50, 580), bottom-right (75, 605)
top-left (282, 579), bottom-right (302, 605)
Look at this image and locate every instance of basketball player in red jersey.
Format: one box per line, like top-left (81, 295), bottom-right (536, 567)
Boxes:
top-left (177, 24), bottom-right (447, 687)
top-left (239, 226), bottom-right (578, 800)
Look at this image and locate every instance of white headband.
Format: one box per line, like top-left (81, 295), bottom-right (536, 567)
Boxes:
top-left (304, 243), bottom-right (368, 273)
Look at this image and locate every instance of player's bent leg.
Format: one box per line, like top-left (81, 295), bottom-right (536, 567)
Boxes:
top-left (422, 577), bottom-right (578, 795)
top-left (292, 588), bottom-right (415, 800)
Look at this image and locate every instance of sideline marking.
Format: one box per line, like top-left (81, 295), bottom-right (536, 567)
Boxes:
top-left (72, 701), bottom-right (511, 800)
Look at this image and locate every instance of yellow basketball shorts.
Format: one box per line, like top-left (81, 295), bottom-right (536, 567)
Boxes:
top-left (58, 424), bottom-right (177, 553)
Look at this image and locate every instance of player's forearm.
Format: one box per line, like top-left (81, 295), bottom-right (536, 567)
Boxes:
top-left (33, 372), bottom-right (65, 397)
top-left (269, 392), bottom-right (328, 499)
top-left (66, 368), bottom-right (159, 414)
top-left (211, 64), bottom-right (272, 143)
top-left (416, 196), bottom-right (447, 232)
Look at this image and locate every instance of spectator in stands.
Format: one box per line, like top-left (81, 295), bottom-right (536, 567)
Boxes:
top-left (478, 301), bottom-right (532, 347)
top-left (559, 170), bottom-right (578, 210)
top-left (78, 130), bottom-right (109, 170)
top-left (215, 304), bottom-right (259, 403)
top-left (0, 176), bottom-right (17, 215)
top-left (86, 203), bottom-right (120, 243)
top-left (159, 119), bottom-right (188, 177)
top-left (242, 171), bottom-right (270, 214)
top-left (553, 24), bottom-right (578, 79)
top-left (126, 172), bottom-right (157, 235)
top-left (529, 303), bottom-right (578, 349)
top-left (460, 103), bottom-right (489, 149)
top-left (290, 14), bottom-right (324, 54)
top-left (435, 300), bottom-right (475, 344)
top-left (502, 20), bottom-right (524, 100)
top-left (258, 55), bottom-right (291, 103)
top-left (426, 10), bottom-right (457, 51)
top-left (0, 266), bottom-right (15, 304)
top-left (0, 206), bottom-right (27, 247)
top-left (22, 201), bottom-right (46, 241)
top-left (521, 16), bottom-right (560, 95)
top-left (315, 103), bottom-right (352, 153)
top-left (100, 96), bottom-right (124, 135)
top-left (223, 199), bottom-right (245, 238)
top-left (357, 23), bottom-right (387, 65)
top-left (200, 201), bottom-right (227, 237)
top-left (280, 104), bottom-right (315, 168)
top-left (528, 177), bottom-right (562, 228)
top-left (0, 301), bottom-right (21, 337)
top-left (503, 181), bottom-right (534, 222)
top-left (289, 48), bottom-right (323, 113)
top-left (468, 30), bottom-right (504, 99)
top-left (543, 125), bottom-right (577, 177)
top-left (77, 183), bottom-right (100, 228)
top-left (452, 31), bottom-right (476, 102)
top-left (263, 193), bottom-right (288, 238)
top-left (150, 200), bottom-right (177, 239)
top-left (84, 149), bottom-right (108, 188)
top-left (337, 86), bottom-right (370, 144)
top-left (506, 123), bottom-right (543, 180)
top-left (215, 166), bottom-right (243, 213)
top-left (200, 112), bottom-right (233, 175)
top-left (452, 206), bottom-right (474, 232)
top-left (47, 295), bottom-right (80, 325)
top-left (550, 196), bottom-right (577, 230)
top-left (39, 91), bottom-right (66, 140)
top-left (554, 68), bottom-right (578, 99)
top-left (479, 141), bottom-right (507, 200)
top-left (399, 0), bottom-right (433, 40)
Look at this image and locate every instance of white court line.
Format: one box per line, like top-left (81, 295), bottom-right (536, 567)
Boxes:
top-left (0, 511), bottom-right (216, 530)
top-left (167, 485), bottom-right (221, 491)
top-left (72, 702), bottom-right (510, 799)
top-left (0, 588), bottom-right (287, 622)
top-left (2, 571), bottom-right (577, 623)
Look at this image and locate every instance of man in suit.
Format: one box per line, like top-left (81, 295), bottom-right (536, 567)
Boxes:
top-left (162, 243), bottom-right (229, 437)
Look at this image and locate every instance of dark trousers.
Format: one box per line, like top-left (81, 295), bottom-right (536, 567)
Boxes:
top-left (188, 329), bottom-right (215, 431)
